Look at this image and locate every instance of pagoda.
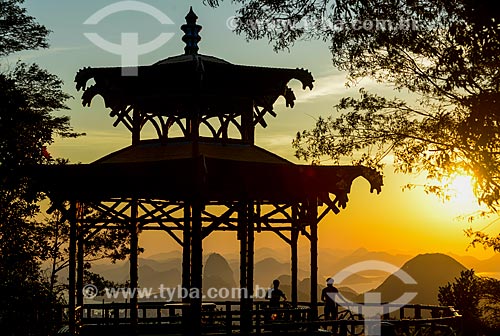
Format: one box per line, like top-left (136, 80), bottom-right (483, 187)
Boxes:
top-left (31, 8), bottom-right (382, 336)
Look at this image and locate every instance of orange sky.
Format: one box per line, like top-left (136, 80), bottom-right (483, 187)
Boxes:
top-left (134, 168), bottom-right (497, 260)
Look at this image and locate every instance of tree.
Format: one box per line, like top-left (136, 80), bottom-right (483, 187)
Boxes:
top-left (206, 0), bottom-right (500, 250)
top-left (480, 277), bottom-right (500, 331)
top-left (0, 63), bottom-right (75, 336)
top-left (438, 269), bottom-right (482, 333)
top-left (0, 0), bottom-right (49, 56)
top-left (0, 1), bottom-right (79, 334)
top-left (439, 269), bottom-right (500, 335)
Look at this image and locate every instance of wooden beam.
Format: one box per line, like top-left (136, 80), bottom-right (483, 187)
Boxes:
top-left (201, 205), bottom-right (237, 238)
top-left (318, 206), bottom-right (333, 222)
top-left (89, 201), bottom-right (131, 223)
top-left (263, 221), bottom-right (291, 245)
top-left (301, 228), bottom-right (311, 240)
top-left (261, 204), bottom-right (292, 221)
top-left (111, 106), bottom-right (133, 131)
top-left (138, 202), bottom-right (183, 227)
top-left (81, 221), bottom-right (113, 241)
top-left (162, 227), bottom-right (183, 246)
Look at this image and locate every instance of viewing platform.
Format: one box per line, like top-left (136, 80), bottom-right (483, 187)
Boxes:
top-left (59, 301), bottom-right (462, 336)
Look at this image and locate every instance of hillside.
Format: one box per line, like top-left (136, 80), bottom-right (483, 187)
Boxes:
top-left (203, 253), bottom-right (236, 295)
top-left (362, 253), bottom-right (467, 305)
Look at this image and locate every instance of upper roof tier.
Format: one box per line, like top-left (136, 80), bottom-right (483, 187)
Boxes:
top-left (74, 8), bottom-right (314, 145)
top-left (75, 58), bottom-right (314, 113)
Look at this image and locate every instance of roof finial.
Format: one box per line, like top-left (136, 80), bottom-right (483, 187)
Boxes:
top-left (181, 7), bottom-right (202, 55)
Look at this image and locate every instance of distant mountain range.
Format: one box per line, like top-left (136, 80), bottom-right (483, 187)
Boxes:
top-left (87, 248), bottom-right (498, 305)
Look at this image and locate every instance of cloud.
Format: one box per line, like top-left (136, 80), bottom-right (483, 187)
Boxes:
top-left (289, 72), bottom-right (393, 105)
top-left (2, 46), bottom-right (87, 64)
top-left (294, 72), bottom-right (349, 103)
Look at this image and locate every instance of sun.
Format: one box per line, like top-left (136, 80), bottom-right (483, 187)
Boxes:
top-left (446, 174), bottom-right (482, 213)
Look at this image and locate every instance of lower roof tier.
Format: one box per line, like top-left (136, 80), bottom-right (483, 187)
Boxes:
top-left (29, 140), bottom-right (383, 205)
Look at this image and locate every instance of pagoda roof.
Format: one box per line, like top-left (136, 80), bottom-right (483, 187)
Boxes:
top-left (94, 139), bottom-right (291, 165)
top-left (75, 56), bottom-right (314, 112)
top-left (29, 140), bottom-right (382, 208)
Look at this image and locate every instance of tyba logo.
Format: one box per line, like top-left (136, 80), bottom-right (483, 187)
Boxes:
top-left (84, 1), bottom-right (174, 76)
top-left (328, 260), bottom-right (418, 336)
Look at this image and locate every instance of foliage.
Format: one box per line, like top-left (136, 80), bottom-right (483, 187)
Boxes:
top-left (438, 269), bottom-right (482, 332)
top-left (0, 0), bottom-right (49, 56)
top-left (480, 277), bottom-right (500, 330)
top-left (0, 63), bottom-right (76, 172)
top-left (0, 190), bottom-right (58, 336)
top-left (439, 269), bottom-right (500, 335)
top-left (206, 0), bottom-right (500, 249)
top-left (465, 228), bottom-right (500, 253)
top-left (0, 61), bottom-right (75, 336)
top-left (0, 1), bottom-right (79, 334)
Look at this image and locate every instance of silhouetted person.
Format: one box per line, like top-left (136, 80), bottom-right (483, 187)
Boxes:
top-left (267, 279), bottom-right (287, 308)
top-left (321, 277), bottom-right (339, 320)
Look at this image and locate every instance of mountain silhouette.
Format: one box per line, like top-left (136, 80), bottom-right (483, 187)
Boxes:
top-left (203, 253), bottom-right (236, 295)
top-left (361, 253), bottom-right (467, 305)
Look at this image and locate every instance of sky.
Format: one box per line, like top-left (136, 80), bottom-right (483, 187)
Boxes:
top-left (14, 0), bottom-right (498, 260)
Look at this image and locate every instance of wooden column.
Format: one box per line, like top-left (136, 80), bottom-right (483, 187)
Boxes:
top-left (129, 200), bottom-right (139, 333)
top-left (182, 203), bottom-right (191, 298)
top-left (68, 201), bottom-right (77, 335)
top-left (238, 203), bottom-right (249, 334)
top-left (310, 200), bottom-right (319, 320)
top-left (190, 202), bottom-right (203, 336)
top-left (241, 99), bottom-right (255, 144)
top-left (238, 202), bottom-right (255, 334)
top-left (77, 231), bottom-right (85, 310)
top-left (188, 101), bottom-right (202, 336)
top-left (291, 205), bottom-right (299, 306)
top-left (132, 108), bottom-right (141, 145)
top-left (182, 203), bottom-right (191, 335)
top-left (247, 203), bottom-right (255, 310)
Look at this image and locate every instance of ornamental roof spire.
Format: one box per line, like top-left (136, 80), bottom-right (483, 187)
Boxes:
top-left (181, 7), bottom-right (202, 55)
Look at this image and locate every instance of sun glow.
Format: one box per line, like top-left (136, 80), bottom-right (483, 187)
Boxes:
top-left (444, 174), bottom-right (483, 214)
